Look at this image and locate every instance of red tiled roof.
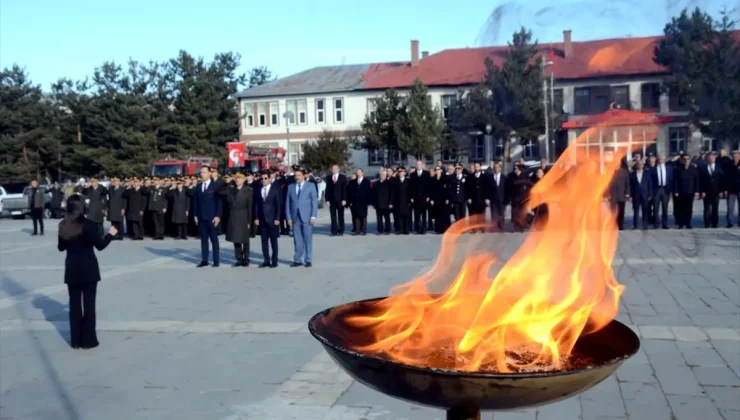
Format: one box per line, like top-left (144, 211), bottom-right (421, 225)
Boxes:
top-left (362, 35), bottom-right (669, 90)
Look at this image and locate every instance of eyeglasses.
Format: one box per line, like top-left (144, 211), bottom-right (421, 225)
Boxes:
top-left (261, 177), bottom-right (269, 180)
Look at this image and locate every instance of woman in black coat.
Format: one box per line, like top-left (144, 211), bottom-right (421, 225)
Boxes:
top-left (58, 195), bottom-right (116, 349)
top-left (225, 174), bottom-right (254, 267)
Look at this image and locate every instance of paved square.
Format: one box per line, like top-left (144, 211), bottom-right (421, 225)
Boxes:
top-left (1, 207), bottom-right (739, 420)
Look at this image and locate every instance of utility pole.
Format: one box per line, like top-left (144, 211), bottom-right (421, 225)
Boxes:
top-left (542, 56), bottom-right (550, 162)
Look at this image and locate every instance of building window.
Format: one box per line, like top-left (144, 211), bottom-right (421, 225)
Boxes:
top-left (522, 139), bottom-right (539, 159)
top-left (286, 100), bottom-right (297, 125)
top-left (574, 88), bottom-right (590, 115)
top-left (316, 99), bottom-right (325, 123)
top-left (244, 103), bottom-right (254, 128)
top-left (270, 102), bottom-right (279, 126)
top-left (334, 98), bottom-right (344, 123)
top-left (552, 89), bottom-right (564, 113)
top-left (389, 149), bottom-right (407, 165)
top-left (592, 86), bottom-right (611, 113)
top-left (442, 149), bottom-right (457, 162)
top-left (367, 148), bottom-right (407, 166)
top-left (289, 141), bottom-right (304, 164)
top-left (610, 85), bottom-right (630, 110)
top-left (494, 139), bottom-right (505, 159)
top-left (441, 95), bottom-right (456, 120)
top-left (669, 127), bottom-right (688, 155)
top-left (669, 92), bottom-right (688, 112)
top-left (258, 103), bottom-right (267, 127)
top-left (470, 135), bottom-right (485, 161)
top-left (701, 137), bottom-right (718, 153)
top-left (367, 98), bottom-right (378, 119)
top-left (641, 83), bottom-right (660, 111)
top-left (297, 100), bottom-right (307, 125)
top-left (368, 148), bottom-right (384, 166)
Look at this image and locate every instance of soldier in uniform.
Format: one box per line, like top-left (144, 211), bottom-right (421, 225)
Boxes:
top-left (147, 177), bottom-right (168, 240)
top-left (123, 178), bottom-right (146, 240)
top-left (430, 166), bottom-right (450, 233)
top-left (225, 172), bottom-right (254, 267)
top-left (392, 167), bottom-right (412, 235)
top-left (143, 177), bottom-right (154, 237)
top-left (372, 169), bottom-right (393, 235)
top-left (169, 177), bottom-right (191, 239)
top-left (465, 162), bottom-right (487, 232)
top-left (106, 177), bottom-right (126, 240)
top-left (449, 163), bottom-right (467, 222)
top-left (84, 177), bottom-right (108, 237)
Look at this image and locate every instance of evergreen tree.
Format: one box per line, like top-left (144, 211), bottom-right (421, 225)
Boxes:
top-left (0, 66), bottom-right (59, 183)
top-left (487, 28), bottom-right (544, 170)
top-left (248, 66), bottom-right (277, 87)
top-left (360, 88), bottom-right (404, 165)
top-left (448, 84), bottom-right (498, 159)
top-left (396, 79), bottom-right (445, 160)
top-left (300, 129), bottom-right (353, 176)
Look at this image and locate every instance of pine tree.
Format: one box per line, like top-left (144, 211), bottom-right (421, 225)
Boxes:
top-left (248, 66), bottom-right (277, 88)
top-left (300, 129), bottom-right (353, 176)
top-left (448, 84), bottom-right (498, 159)
top-left (360, 88), bottom-right (404, 165)
top-left (396, 79), bottom-right (445, 160)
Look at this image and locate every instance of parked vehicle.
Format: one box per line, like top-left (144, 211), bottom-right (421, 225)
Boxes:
top-left (0, 185), bottom-right (53, 219)
top-left (0, 184), bottom-right (27, 218)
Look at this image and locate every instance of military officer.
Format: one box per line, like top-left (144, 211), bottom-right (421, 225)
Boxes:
top-left (169, 177), bottom-right (191, 239)
top-left (106, 176), bottom-right (127, 240)
top-left (392, 166), bottom-right (412, 235)
top-left (147, 177), bottom-right (168, 240)
top-left (124, 177), bottom-right (146, 240)
top-left (84, 176), bottom-right (108, 237)
top-left (225, 172), bottom-right (254, 267)
top-left (449, 163), bottom-right (467, 222)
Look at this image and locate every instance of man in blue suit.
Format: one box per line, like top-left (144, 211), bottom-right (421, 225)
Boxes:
top-left (193, 166), bottom-right (222, 267)
top-left (650, 154), bottom-right (674, 229)
top-left (630, 160), bottom-right (653, 230)
top-left (285, 168), bottom-right (318, 267)
top-left (255, 170), bottom-right (281, 268)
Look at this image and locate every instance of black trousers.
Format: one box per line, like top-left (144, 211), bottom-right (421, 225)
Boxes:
top-left (451, 202), bottom-right (466, 222)
top-left (260, 222), bottom-right (279, 264)
top-left (427, 202), bottom-right (434, 230)
top-left (611, 201), bottom-right (626, 230)
top-left (68, 282), bottom-right (98, 349)
top-left (632, 200), bottom-right (650, 229)
top-left (52, 207), bottom-right (62, 219)
top-left (110, 221), bottom-right (123, 239)
top-left (129, 220), bottom-right (143, 239)
top-left (375, 208), bottom-right (391, 233)
top-left (434, 204), bottom-right (450, 234)
top-left (176, 223), bottom-right (188, 239)
top-left (349, 206), bottom-right (357, 232)
top-left (703, 195), bottom-right (720, 228)
top-left (31, 208), bottom-right (44, 234)
top-left (234, 242), bottom-right (250, 264)
top-left (511, 203), bottom-right (526, 232)
top-left (674, 194), bottom-right (694, 227)
top-left (329, 202), bottom-right (345, 234)
top-left (490, 201), bottom-right (505, 231)
top-left (353, 216), bottom-right (368, 234)
top-left (653, 187), bottom-right (670, 227)
top-left (393, 209), bottom-right (400, 232)
top-left (397, 212), bottom-right (410, 234)
top-left (152, 212), bottom-right (165, 238)
top-left (413, 202), bottom-right (427, 233)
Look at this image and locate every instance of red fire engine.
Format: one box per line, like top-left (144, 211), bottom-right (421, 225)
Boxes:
top-left (151, 155), bottom-right (219, 177)
top-left (227, 142), bottom-right (285, 173)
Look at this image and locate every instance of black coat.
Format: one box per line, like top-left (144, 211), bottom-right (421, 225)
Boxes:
top-left (608, 168), bottom-right (631, 202)
top-left (58, 219), bottom-right (113, 284)
top-left (226, 185), bottom-right (254, 244)
top-left (256, 184), bottom-right (282, 223)
top-left (488, 172), bottom-right (507, 204)
top-left (147, 186), bottom-right (168, 212)
top-left (168, 188), bottom-right (191, 224)
top-left (373, 179), bottom-right (393, 210)
top-left (449, 175), bottom-right (466, 203)
top-left (392, 177), bottom-right (412, 215)
top-left (506, 172), bottom-right (533, 207)
top-left (430, 176), bottom-right (447, 205)
top-left (726, 161), bottom-right (740, 193)
top-left (106, 186), bottom-right (127, 223)
top-left (84, 186), bottom-right (108, 223)
top-left (348, 178), bottom-right (372, 218)
top-left (674, 164), bottom-right (700, 195)
top-left (410, 170), bottom-right (431, 207)
top-left (466, 173), bottom-right (487, 206)
top-left (699, 164), bottom-right (725, 197)
top-left (50, 188), bottom-right (64, 208)
top-left (325, 174), bottom-right (348, 203)
top-left (123, 187), bottom-right (147, 222)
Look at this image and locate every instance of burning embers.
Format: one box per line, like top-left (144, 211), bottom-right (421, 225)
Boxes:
top-left (336, 123), bottom-right (659, 375)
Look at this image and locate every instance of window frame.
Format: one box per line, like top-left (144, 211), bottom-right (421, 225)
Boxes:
top-left (286, 100), bottom-right (297, 125)
top-left (258, 103), bottom-right (267, 127)
top-left (610, 85), bottom-right (630, 110)
top-left (441, 94), bottom-right (456, 120)
top-left (316, 99), bottom-right (325, 124)
top-left (244, 102), bottom-right (254, 128)
top-left (469, 135), bottom-right (485, 161)
top-left (297, 100), bottom-right (307, 125)
top-left (574, 87), bottom-right (590, 115)
top-left (270, 102), bottom-right (279, 126)
top-left (368, 148), bottom-right (384, 166)
top-left (668, 126), bottom-right (688, 155)
top-left (640, 83), bottom-right (661, 111)
top-left (522, 138), bottom-right (540, 159)
top-left (334, 97), bottom-right (344, 123)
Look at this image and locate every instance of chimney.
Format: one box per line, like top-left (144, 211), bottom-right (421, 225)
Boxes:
top-left (421, 51), bottom-right (429, 59)
top-left (563, 30), bottom-right (572, 58)
top-left (411, 40), bottom-right (420, 66)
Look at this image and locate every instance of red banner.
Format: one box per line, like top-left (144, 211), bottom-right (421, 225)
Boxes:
top-left (227, 142), bottom-right (245, 168)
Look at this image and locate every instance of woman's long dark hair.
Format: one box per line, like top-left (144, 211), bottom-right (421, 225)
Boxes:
top-left (59, 195), bottom-right (85, 240)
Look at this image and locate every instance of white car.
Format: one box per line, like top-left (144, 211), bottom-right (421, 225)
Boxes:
top-left (0, 186), bottom-right (27, 218)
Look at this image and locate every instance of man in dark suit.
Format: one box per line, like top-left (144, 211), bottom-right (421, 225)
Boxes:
top-left (726, 151), bottom-right (740, 228)
top-left (255, 170), bottom-right (281, 267)
top-left (674, 154), bottom-right (700, 229)
top-left (193, 166), bottom-right (222, 267)
top-left (650, 154), bottom-right (674, 229)
top-left (466, 162), bottom-right (487, 232)
top-left (348, 169), bottom-right (372, 235)
top-left (372, 170), bottom-right (393, 235)
top-left (629, 160), bottom-right (653, 230)
top-left (449, 163), bottom-right (467, 222)
top-left (608, 158), bottom-right (631, 231)
top-left (325, 165), bottom-right (347, 236)
top-left (392, 167), bottom-right (412, 234)
top-left (700, 152), bottom-right (725, 228)
top-left (410, 160), bottom-right (431, 234)
top-left (486, 161), bottom-right (507, 231)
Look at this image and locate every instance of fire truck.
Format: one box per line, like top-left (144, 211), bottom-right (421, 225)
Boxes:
top-left (151, 155), bottom-right (219, 177)
top-left (227, 142), bottom-right (285, 173)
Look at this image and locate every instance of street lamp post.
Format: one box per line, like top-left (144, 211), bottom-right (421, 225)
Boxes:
top-left (542, 56), bottom-right (555, 162)
top-left (485, 123), bottom-right (493, 163)
top-left (282, 111), bottom-right (294, 165)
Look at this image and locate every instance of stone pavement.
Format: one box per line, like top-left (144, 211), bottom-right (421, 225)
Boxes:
top-left (0, 207), bottom-right (738, 420)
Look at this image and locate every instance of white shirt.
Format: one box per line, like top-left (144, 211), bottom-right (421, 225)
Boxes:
top-left (332, 174), bottom-right (338, 182)
top-left (399, 177), bottom-right (405, 182)
top-left (262, 184), bottom-right (270, 199)
top-left (357, 177), bottom-right (364, 184)
top-left (296, 181), bottom-right (305, 194)
top-left (494, 173), bottom-right (500, 186)
top-left (636, 170), bottom-right (643, 183)
top-left (709, 164), bottom-right (715, 175)
top-left (457, 174), bottom-right (462, 180)
top-left (475, 172), bottom-right (480, 178)
top-left (657, 164), bottom-right (665, 186)
top-left (202, 180), bottom-right (210, 192)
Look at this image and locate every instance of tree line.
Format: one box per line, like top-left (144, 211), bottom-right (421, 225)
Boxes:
top-left (2, 7), bottom-right (737, 184)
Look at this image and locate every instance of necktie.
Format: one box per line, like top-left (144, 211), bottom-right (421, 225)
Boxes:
top-left (659, 166), bottom-right (663, 186)
top-left (262, 188), bottom-right (267, 200)
top-left (709, 165), bottom-right (713, 176)
top-left (297, 184), bottom-right (302, 196)
top-left (333, 175), bottom-right (337, 184)
top-left (202, 183), bottom-right (206, 192)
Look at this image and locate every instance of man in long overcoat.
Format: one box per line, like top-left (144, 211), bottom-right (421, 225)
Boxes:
top-left (169, 178), bottom-right (191, 240)
top-left (348, 169), bottom-right (372, 235)
top-left (225, 173), bottom-right (254, 267)
top-left (392, 167), bottom-right (412, 235)
top-left (84, 177), bottom-right (108, 238)
top-left (124, 178), bottom-right (147, 240)
top-left (106, 177), bottom-right (127, 240)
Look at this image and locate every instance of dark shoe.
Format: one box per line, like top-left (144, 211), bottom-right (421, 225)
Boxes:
top-left (686, 225), bottom-right (693, 230)
top-left (243, 262), bottom-right (250, 267)
top-left (662, 225), bottom-right (669, 230)
top-left (197, 261), bottom-right (209, 268)
top-left (361, 232), bottom-right (367, 236)
top-left (31, 232), bottom-right (37, 236)
top-left (40, 232), bottom-right (44, 236)
top-left (728, 224), bottom-right (734, 228)
top-left (291, 262), bottom-right (302, 267)
top-left (352, 232), bottom-right (359, 236)
top-left (270, 263), bottom-right (278, 268)
top-left (305, 263), bottom-right (312, 268)
top-left (81, 342), bottom-right (99, 350)
top-left (212, 263), bottom-right (220, 267)
top-left (376, 232), bottom-right (382, 235)
top-left (232, 262), bottom-right (242, 267)
top-left (259, 262), bottom-right (270, 268)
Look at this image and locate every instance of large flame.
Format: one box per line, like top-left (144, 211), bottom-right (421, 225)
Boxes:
top-left (346, 123), bottom-right (657, 373)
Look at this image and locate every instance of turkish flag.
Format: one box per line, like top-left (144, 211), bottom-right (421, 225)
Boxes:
top-left (228, 142), bottom-right (245, 168)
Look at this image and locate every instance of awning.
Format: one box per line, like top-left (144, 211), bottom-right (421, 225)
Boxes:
top-left (561, 109), bottom-right (675, 129)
